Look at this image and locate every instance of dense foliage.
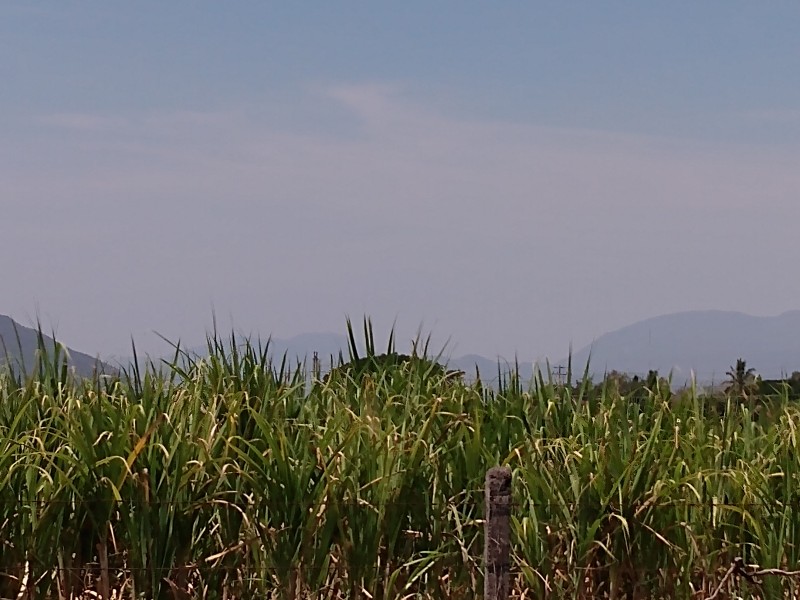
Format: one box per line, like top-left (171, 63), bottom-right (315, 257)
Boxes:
top-left (2, 327), bottom-right (800, 599)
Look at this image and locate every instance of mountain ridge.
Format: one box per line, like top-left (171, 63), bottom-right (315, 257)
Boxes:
top-left (566, 309), bottom-right (800, 383)
top-left (4, 309), bottom-right (799, 385)
top-left (0, 314), bottom-right (108, 377)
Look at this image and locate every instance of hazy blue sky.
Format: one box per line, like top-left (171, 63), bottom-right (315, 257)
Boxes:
top-left (2, 2), bottom-right (799, 362)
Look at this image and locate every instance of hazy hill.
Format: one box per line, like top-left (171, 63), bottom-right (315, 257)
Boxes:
top-left (0, 315), bottom-right (107, 378)
top-left (283, 336), bottom-right (535, 383)
top-left (568, 310), bottom-right (800, 384)
top-left (16, 308), bottom-right (799, 387)
top-left (176, 332), bottom-right (534, 384)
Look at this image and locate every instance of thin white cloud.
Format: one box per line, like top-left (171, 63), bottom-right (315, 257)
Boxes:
top-left (15, 85), bottom-right (800, 225)
top-left (323, 82), bottom-right (415, 132)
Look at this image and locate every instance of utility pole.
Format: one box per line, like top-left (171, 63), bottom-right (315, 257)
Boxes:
top-left (554, 365), bottom-right (566, 386)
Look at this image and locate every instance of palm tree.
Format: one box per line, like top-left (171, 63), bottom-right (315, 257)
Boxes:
top-left (725, 358), bottom-right (758, 401)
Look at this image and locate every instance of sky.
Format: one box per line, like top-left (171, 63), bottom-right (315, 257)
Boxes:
top-left (2, 2), bottom-right (800, 363)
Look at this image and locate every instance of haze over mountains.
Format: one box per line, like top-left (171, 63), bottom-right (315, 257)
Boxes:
top-left (208, 310), bottom-right (800, 384)
top-left (234, 333), bottom-right (532, 383)
top-left (0, 315), bottom-right (107, 377)
top-left (567, 310), bottom-right (800, 384)
top-left (2, 310), bottom-right (799, 384)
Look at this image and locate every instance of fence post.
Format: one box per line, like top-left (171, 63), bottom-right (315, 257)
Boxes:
top-left (484, 466), bottom-right (512, 600)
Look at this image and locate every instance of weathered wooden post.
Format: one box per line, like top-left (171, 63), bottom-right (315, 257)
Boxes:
top-left (484, 466), bottom-right (512, 600)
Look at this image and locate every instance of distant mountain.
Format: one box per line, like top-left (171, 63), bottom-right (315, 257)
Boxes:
top-left (276, 336), bottom-right (532, 379)
top-left (449, 353), bottom-right (535, 383)
top-left (14, 309), bottom-right (797, 388)
top-left (0, 315), bottom-right (108, 378)
top-left (181, 332), bottom-right (535, 384)
top-left (568, 310), bottom-right (800, 384)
